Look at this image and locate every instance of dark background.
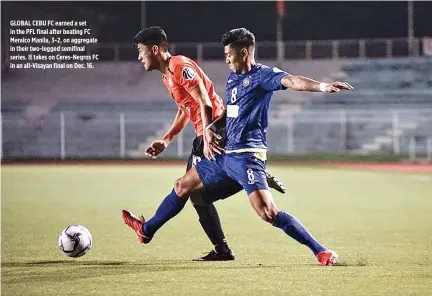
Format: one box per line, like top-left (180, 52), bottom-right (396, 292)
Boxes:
top-left (1, 1), bottom-right (432, 43)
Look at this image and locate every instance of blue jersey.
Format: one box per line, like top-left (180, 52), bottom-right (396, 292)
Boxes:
top-left (224, 63), bottom-right (289, 151)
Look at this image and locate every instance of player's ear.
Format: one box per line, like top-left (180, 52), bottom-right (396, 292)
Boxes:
top-left (240, 48), bottom-right (249, 61)
top-left (151, 45), bottom-right (159, 55)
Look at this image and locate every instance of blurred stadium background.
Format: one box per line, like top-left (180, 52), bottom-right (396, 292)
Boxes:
top-left (2, 1), bottom-right (431, 163)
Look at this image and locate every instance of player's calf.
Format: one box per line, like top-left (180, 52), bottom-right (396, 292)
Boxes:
top-left (248, 189), bottom-right (279, 223)
top-left (192, 200), bottom-right (232, 256)
top-left (255, 205), bottom-right (278, 223)
top-left (248, 189), bottom-right (331, 263)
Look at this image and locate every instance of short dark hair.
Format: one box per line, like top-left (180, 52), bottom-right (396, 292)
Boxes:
top-left (222, 28), bottom-right (255, 48)
top-left (134, 26), bottom-right (168, 46)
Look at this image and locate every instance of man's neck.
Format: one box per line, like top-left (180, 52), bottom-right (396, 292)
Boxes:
top-left (240, 59), bottom-right (256, 74)
top-left (159, 52), bottom-right (172, 74)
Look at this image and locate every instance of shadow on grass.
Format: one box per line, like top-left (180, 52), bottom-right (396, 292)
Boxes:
top-left (2, 260), bottom-right (129, 267)
top-left (1, 259), bottom-right (281, 284)
top-left (336, 257), bottom-right (368, 267)
top-left (302, 258), bottom-right (368, 267)
top-left (3, 259), bottom-right (284, 268)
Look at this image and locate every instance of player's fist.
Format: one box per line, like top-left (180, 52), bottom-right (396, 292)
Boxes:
top-left (145, 139), bottom-right (168, 158)
top-left (326, 81), bottom-right (354, 93)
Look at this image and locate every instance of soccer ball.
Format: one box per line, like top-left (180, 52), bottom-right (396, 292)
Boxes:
top-left (58, 225), bottom-right (92, 258)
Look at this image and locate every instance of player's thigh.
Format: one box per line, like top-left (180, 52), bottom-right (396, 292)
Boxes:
top-left (248, 189), bottom-right (279, 222)
top-left (190, 179), bottom-right (243, 205)
top-left (224, 152), bottom-right (270, 195)
top-left (197, 177), bottom-right (243, 204)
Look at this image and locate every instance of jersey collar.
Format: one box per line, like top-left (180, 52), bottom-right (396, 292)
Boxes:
top-left (230, 63), bottom-right (260, 77)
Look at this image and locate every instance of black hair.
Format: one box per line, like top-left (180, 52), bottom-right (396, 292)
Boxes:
top-left (134, 26), bottom-right (168, 46)
top-left (221, 28), bottom-right (255, 48)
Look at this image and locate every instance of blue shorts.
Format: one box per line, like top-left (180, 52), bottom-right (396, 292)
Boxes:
top-left (196, 152), bottom-right (270, 196)
top-left (187, 136), bottom-right (243, 204)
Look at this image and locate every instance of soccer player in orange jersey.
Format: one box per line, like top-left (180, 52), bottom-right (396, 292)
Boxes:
top-left (132, 26), bottom-right (285, 261)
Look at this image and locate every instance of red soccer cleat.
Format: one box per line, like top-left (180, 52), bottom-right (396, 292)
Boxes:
top-left (317, 249), bottom-right (339, 266)
top-left (121, 210), bottom-right (152, 244)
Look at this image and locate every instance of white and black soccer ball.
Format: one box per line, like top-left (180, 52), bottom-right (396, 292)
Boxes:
top-left (58, 225), bottom-right (92, 258)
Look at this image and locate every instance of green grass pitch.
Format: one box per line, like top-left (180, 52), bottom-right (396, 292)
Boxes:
top-left (2, 164), bottom-right (432, 295)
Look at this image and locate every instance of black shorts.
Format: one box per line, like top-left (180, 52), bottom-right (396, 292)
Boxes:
top-left (186, 135), bottom-right (206, 172)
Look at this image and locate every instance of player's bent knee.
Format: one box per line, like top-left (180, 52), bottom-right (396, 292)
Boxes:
top-left (174, 177), bottom-right (193, 198)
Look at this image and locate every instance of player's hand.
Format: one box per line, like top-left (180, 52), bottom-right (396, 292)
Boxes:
top-left (203, 140), bottom-right (216, 161)
top-left (145, 139), bottom-right (168, 158)
top-left (326, 81), bottom-right (354, 93)
top-left (204, 129), bottom-right (223, 161)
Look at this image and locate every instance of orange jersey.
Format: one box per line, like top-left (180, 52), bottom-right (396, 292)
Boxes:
top-left (162, 55), bottom-right (225, 136)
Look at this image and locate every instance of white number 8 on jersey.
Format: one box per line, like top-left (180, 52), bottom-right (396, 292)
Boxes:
top-left (231, 87), bottom-right (237, 103)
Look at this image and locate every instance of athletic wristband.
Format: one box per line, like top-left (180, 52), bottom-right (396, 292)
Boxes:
top-left (319, 83), bottom-right (328, 92)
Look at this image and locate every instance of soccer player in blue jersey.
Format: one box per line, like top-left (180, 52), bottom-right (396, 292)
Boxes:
top-left (122, 28), bottom-right (353, 265)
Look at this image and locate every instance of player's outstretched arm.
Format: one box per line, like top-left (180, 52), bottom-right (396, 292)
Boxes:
top-left (281, 75), bottom-right (354, 93)
top-left (145, 107), bottom-right (189, 158)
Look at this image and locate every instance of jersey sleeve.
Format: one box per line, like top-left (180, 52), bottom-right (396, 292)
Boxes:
top-left (259, 66), bottom-right (290, 92)
top-left (173, 63), bottom-right (202, 93)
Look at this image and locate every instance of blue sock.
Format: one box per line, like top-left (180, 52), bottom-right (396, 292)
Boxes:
top-left (143, 189), bottom-right (187, 237)
top-left (273, 211), bottom-right (326, 256)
